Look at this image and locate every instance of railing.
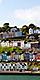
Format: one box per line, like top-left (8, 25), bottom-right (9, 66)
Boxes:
top-left (0, 62), bottom-right (40, 73)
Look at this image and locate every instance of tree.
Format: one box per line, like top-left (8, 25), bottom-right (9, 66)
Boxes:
top-left (2, 27), bottom-right (6, 32)
top-left (3, 23), bottom-right (10, 32)
top-left (0, 27), bottom-right (2, 32)
top-left (21, 25), bottom-right (29, 35)
top-left (29, 23), bottom-right (36, 29)
top-left (3, 23), bottom-right (9, 28)
top-left (13, 26), bottom-right (17, 29)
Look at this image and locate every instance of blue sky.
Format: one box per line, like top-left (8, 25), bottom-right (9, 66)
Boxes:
top-left (0, 0), bottom-right (40, 27)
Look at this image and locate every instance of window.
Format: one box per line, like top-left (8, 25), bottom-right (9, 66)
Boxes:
top-left (15, 32), bottom-right (22, 37)
top-left (31, 43), bottom-right (38, 48)
top-left (17, 42), bottom-right (21, 46)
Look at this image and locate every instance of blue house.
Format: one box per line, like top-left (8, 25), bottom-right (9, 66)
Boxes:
top-left (15, 31), bottom-right (23, 37)
top-left (1, 52), bottom-right (7, 61)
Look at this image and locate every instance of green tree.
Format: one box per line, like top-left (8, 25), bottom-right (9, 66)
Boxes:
top-left (0, 27), bottom-right (2, 32)
top-left (21, 25), bottom-right (29, 35)
top-left (29, 23), bottom-right (36, 29)
top-left (3, 23), bottom-right (10, 32)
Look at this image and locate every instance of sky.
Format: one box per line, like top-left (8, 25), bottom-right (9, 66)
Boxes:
top-left (0, 0), bottom-right (40, 27)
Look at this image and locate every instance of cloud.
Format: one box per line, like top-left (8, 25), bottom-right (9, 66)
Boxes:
top-left (0, 0), bottom-right (2, 4)
top-left (0, 6), bottom-right (40, 27)
top-left (14, 6), bottom-right (40, 27)
top-left (0, 0), bottom-right (6, 4)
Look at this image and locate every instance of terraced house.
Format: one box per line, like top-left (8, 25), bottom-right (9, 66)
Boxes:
top-left (0, 23), bottom-right (40, 74)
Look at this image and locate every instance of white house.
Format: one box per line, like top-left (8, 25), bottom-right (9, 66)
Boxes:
top-left (34, 29), bottom-right (40, 34)
top-left (29, 28), bottom-right (40, 34)
top-left (10, 27), bottom-right (17, 32)
top-left (12, 41), bottom-right (24, 49)
top-left (29, 28), bottom-right (33, 34)
top-left (1, 41), bottom-right (9, 47)
top-left (3, 32), bottom-right (8, 39)
top-left (1, 40), bottom-right (24, 49)
top-left (24, 42), bottom-right (31, 49)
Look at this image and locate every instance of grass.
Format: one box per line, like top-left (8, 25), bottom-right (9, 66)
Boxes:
top-left (0, 46), bottom-right (22, 54)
